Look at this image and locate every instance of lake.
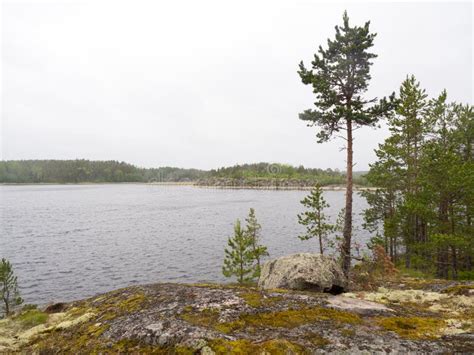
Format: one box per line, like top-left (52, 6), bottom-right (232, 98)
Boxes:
top-left (0, 184), bottom-right (369, 305)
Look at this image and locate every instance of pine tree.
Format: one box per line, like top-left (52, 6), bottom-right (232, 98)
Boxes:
top-left (393, 76), bottom-right (429, 268)
top-left (419, 92), bottom-right (473, 278)
top-left (364, 75), bottom-right (428, 267)
top-left (361, 187), bottom-right (400, 262)
top-left (222, 220), bottom-right (255, 284)
top-left (298, 11), bottom-right (394, 275)
top-left (1, 258), bottom-right (23, 317)
top-left (297, 185), bottom-right (334, 255)
top-left (363, 76), bottom-right (474, 279)
top-left (244, 208), bottom-right (269, 277)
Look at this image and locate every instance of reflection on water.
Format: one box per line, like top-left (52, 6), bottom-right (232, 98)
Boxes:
top-left (0, 184), bottom-right (368, 304)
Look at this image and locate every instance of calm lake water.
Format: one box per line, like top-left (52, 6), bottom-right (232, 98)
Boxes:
top-left (0, 184), bottom-right (368, 304)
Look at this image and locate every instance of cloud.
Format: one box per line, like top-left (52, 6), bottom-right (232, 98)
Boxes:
top-left (1, 1), bottom-right (472, 169)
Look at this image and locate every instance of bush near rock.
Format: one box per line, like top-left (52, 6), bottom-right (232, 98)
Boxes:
top-left (258, 253), bottom-right (347, 293)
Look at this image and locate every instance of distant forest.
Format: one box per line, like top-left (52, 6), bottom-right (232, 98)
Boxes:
top-left (0, 160), bottom-right (368, 186)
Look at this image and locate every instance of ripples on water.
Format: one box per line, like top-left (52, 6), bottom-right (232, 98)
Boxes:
top-left (0, 184), bottom-right (368, 304)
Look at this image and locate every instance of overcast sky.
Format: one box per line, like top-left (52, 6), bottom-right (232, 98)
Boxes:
top-left (1, 1), bottom-right (472, 170)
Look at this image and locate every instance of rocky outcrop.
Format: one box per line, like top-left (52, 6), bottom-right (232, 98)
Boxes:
top-left (194, 178), bottom-right (375, 191)
top-left (2, 281), bottom-right (473, 353)
top-left (195, 177), bottom-right (321, 189)
top-left (258, 253), bottom-right (347, 293)
top-left (194, 178), bottom-right (355, 190)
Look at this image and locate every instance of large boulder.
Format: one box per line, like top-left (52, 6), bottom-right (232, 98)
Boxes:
top-left (258, 253), bottom-right (347, 293)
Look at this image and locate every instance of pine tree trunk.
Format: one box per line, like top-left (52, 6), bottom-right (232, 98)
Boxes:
top-left (4, 299), bottom-right (9, 317)
top-left (342, 119), bottom-right (353, 276)
top-left (436, 198), bottom-right (450, 278)
top-left (239, 251), bottom-right (244, 284)
top-left (405, 243), bottom-right (411, 268)
top-left (319, 234), bottom-right (323, 256)
top-left (2, 286), bottom-right (10, 316)
top-left (252, 240), bottom-right (260, 271)
top-left (318, 212), bottom-right (323, 255)
top-left (389, 235), bottom-right (394, 261)
top-left (451, 246), bottom-right (458, 279)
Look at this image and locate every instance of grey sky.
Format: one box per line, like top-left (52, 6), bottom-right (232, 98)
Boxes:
top-left (1, 1), bottom-right (472, 170)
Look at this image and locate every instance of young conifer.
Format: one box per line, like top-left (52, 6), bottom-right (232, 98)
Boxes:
top-left (1, 258), bottom-right (23, 317)
top-left (297, 184), bottom-right (334, 255)
top-left (244, 208), bottom-right (269, 277)
top-left (222, 220), bottom-right (255, 284)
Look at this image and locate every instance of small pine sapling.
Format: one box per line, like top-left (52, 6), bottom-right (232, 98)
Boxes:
top-left (222, 220), bottom-right (255, 284)
top-left (297, 184), bottom-right (334, 255)
top-left (244, 208), bottom-right (269, 278)
top-left (0, 258), bottom-right (23, 317)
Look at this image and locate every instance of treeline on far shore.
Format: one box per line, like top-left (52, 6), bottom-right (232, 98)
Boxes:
top-left (0, 160), bottom-right (369, 186)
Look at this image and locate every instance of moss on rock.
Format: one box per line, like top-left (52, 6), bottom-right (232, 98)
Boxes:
top-left (239, 291), bottom-right (283, 308)
top-left (180, 307), bottom-right (220, 328)
top-left (304, 332), bottom-right (331, 347)
top-left (376, 316), bottom-right (445, 339)
top-left (209, 338), bottom-right (306, 354)
top-left (215, 306), bottom-right (361, 334)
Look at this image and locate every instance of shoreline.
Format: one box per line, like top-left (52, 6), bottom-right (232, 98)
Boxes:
top-left (0, 182), bottom-right (376, 191)
top-left (193, 184), bottom-right (376, 191)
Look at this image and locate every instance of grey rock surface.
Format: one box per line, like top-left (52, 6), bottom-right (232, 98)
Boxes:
top-left (9, 282), bottom-right (474, 353)
top-left (326, 295), bottom-right (394, 315)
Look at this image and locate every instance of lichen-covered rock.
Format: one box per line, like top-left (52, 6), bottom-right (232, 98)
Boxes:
top-left (327, 295), bottom-right (394, 315)
top-left (258, 253), bottom-right (347, 293)
top-left (2, 280), bottom-right (473, 353)
top-left (0, 309), bottom-right (91, 352)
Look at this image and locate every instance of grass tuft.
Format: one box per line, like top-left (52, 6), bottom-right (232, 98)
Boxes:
top-left (16, 309), bottom-right (48, 328)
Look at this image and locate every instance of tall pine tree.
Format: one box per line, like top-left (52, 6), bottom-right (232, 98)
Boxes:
top-left (298, 11), bottom-right (393, 275)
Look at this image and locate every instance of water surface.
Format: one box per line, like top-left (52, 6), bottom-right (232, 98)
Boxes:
top-left (0, 184), bottom-right (368, 304)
